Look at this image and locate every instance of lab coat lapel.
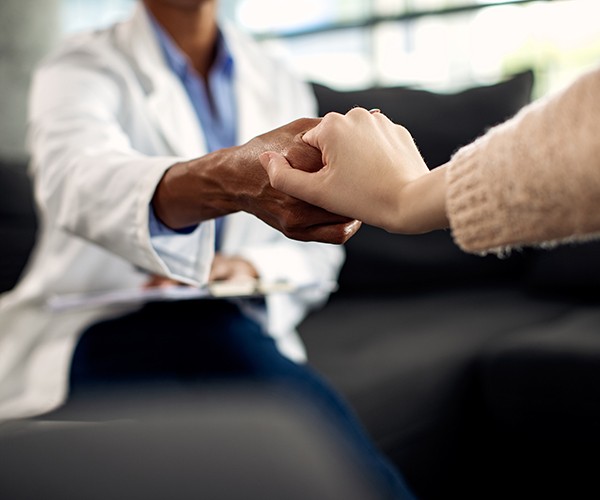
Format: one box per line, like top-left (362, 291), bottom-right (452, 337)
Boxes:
top-left (147, 84), bottom-right (207, 158)
top-left (116, 5), bottom-right (207, 158)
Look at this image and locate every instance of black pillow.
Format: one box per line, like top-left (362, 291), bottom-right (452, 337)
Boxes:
top-left (313, 69), bottom-right (534, 168)
top-left (311, 71), bottom-right (535, 294)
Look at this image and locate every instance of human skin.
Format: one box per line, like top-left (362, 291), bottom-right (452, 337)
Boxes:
top-left (260, 108), bottom-right (449, 235)
top-left (143, 0), bottom-right (218, 79)
top-left (146, 0), bottom-right (360, 249)
top-left (153, 118), bottom-right (362, 243)
top-left (144, 253), bottom-right (258, 288)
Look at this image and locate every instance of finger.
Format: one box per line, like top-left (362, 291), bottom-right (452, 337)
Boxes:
top-left (259, 151), bottom-right (324, 205)
top-left (307, 219), bottom-right (362, 244)
top-left (209, 255), bottom-right (228, 281)
top-left (208, 265), bottom-right (223, 282)
top-left (285, 219), bottom-right (362, 245)
top-left (301, 117), bottom-right (330, 150)
top-left (301, 126), bottom-right (319, 149)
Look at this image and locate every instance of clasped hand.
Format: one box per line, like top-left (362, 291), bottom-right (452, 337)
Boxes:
top-left (260, 108), bottom-right (433, 234)
top-left (153, 118), bottom-right (361, 245)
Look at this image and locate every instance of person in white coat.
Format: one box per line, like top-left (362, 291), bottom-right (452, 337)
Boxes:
top-left (0, 0), bottom-right (353, 417)
top-left (0, 0), bottom-right (413, 497)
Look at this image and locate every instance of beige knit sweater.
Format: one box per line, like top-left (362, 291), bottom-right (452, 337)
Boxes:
top-left (446, 65), bottom-right (600, 256)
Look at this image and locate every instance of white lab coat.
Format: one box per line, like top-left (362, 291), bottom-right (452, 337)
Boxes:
top-left (0, 5), bottom-right (344, 420)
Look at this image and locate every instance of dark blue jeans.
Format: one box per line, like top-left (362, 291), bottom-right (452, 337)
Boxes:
top-left (68, 299), bottom-right (415, 499)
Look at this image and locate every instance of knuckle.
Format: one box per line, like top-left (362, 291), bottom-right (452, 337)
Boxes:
top-left (321, 111), bottom-right (343, 127)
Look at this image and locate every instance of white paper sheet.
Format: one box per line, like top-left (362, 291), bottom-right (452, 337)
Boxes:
top-left (47, 280), bottom-right (338, 312)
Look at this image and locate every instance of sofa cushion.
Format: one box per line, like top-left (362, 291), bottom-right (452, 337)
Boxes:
top-left (299, 286), bottom-right (572, 498)
top-left (525, 240), bottom-right (600, 295)
top-left (336, 226), bottom-right (532, 294)
top-left (472, 306), bottom-right (600, 498)
top-left (312, 71), bottom-right (535, 294)
top-left (478, 306), bottom-right (600, 441)
top-left (0, 386), bottom-right (390, 500)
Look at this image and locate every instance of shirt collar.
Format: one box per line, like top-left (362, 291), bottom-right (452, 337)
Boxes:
top-left (148, 13), bottom-right (233, 82)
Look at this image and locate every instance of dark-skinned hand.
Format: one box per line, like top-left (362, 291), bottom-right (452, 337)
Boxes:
top-left (153, 117), bottom-right (361, 244)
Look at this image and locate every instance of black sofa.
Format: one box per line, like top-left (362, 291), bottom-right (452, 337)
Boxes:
top-left (1, 70), bottom-right (599, 499)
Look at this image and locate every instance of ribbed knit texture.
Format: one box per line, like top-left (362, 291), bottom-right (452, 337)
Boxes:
top-left (446, 65), bottom-right (600, 255)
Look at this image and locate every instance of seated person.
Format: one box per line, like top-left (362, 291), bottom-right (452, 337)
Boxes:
top-left (0, 1), bottom-right (413, 497)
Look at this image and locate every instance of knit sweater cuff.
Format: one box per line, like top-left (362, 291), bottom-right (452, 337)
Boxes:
top-left (446, 65), bottom-right (600, 256)
top-left (445, 139), bottom-right (506, 255)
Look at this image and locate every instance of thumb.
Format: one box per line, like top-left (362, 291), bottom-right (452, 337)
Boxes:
top-left (259, 151), bottom-right (315, 201)
top-left (301, 118), bottom-right (326, 150)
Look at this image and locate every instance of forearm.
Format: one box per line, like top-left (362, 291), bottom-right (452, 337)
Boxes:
top-left (152, 146), bottom-right (246, 229)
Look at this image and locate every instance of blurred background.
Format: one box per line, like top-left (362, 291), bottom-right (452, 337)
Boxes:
top-left (1, 0), bottom-right (599, 160)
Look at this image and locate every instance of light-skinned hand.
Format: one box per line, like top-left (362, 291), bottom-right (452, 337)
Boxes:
top-left (260, 108), bottom-right (448, 234)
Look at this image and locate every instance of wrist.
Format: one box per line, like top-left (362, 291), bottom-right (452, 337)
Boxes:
top-left (388, 165), bottom-right (449, 234)
top-left (152, 148), bottom-right (242, 229)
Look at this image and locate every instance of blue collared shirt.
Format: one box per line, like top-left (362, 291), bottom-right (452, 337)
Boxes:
top-left (153, 19), bottom-right (237, 152)
top-left (149, 16), bottom-right (236, 248)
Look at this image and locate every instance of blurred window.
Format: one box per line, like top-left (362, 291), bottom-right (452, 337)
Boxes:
top-left (60, 0), bottom-right (600, 95)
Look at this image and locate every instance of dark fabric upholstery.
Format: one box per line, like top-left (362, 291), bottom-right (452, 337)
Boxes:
top-left (479, 306), bottom-right (600, 441)
top-left (299, 288), bottom-right (574, 498)
top-left (336, 225), bottom-right (532, 294)
top-left (471, 307), bottom-right (600, 499)
top-left (0, 387), bottom-right (391, 500)
top-left (525, 242), bottom-right (600, 293)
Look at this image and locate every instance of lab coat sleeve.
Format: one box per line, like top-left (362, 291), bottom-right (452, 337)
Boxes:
top-left (27, 50), bottom-right (214, 285)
